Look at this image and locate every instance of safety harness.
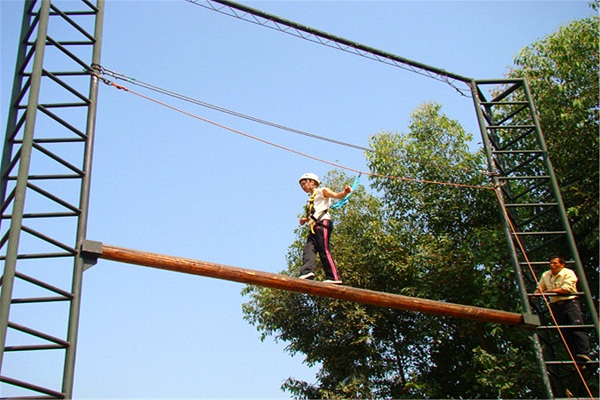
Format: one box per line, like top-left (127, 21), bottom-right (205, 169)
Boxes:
top-left (305, 190), bottom-right (328, 234)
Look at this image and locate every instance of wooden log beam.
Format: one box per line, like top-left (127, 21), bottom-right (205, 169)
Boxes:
top-left (81, 240), bottom-right (539, 329)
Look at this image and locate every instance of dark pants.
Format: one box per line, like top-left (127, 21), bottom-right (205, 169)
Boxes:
top-left (550, 299), bottom-right (590, 356)
top-left (301, 219), bottom-right (341, 281)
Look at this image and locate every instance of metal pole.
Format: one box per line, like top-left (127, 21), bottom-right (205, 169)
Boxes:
top-left (62, 1), bottom-right (105, 397)
top-left (0, 0), bottom-right (51, 372)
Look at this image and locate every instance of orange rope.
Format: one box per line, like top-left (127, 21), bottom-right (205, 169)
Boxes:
top-left (105, 81), bottom-right (493, 191)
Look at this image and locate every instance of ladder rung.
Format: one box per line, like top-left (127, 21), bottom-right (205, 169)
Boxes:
top-left (536, 324), bottom-right (595, 330)
top-left (51, 40), bottom-right (95, 46)
top-left (6, 174), bottom-right (83, 180)
top-left (31, 137), bottom-right (87, 143)
top-left (486, 124), bottom-right (536, 129)
top-left (544, 359), bottom-right (598, 365)
top-left (492, 149), bottom-right (543, 154)
top-left (17, 102), bottom-right (89, 109)
top-left (497, 175), bottom-right (550, 180)
top-left (24, 70), bottom-right (91, 77)
top-left (520, 261), bottom-right (576, 268)
top-left (481, 101), bottom-right (529, 105)
top-left (12, 296), bottom-right (72, 304)
top-left (0, 252), bottom-right (76, 260)
top-left (513, 231), bottom-right (566, 236)
top-left (21, 212), bottom-right (80, 218)
top-left (504, 203), bottom-right (558, 207)
top-left (528, 291), bottom-right (582, 297)
top-left (4, 343), bottom-right (68, 351)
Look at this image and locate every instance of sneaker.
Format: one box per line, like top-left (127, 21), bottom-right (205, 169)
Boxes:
top-left (299, 272), bottom-right (315, 280)
top-left (324, 279), bottom-right (343, 285)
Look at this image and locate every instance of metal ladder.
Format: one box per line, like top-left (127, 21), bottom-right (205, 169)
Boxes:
top-left (471, 78), bottom-right (599, 398)
top-left (0, 1), bottom-right (104, 398)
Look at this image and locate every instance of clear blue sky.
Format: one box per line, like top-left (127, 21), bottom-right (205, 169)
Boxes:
top-left (1, 0), bottom-right (594, 398)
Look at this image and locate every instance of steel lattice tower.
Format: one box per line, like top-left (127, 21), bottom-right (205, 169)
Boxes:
top-left (0, 0), bottom-right (104, 397)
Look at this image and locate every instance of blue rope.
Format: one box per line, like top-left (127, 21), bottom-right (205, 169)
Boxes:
top-left (330, 173), bottom-right (361, 210)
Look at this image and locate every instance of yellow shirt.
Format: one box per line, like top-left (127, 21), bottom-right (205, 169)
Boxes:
top-left (537, 267), bottom-right (578, 303)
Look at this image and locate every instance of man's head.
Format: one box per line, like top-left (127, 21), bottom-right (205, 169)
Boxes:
top-left (549, 255), bottom-right (566, 275)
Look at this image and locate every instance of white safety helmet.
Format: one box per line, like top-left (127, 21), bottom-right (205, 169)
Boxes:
top-left (299, 172), bottom-right (320, 186)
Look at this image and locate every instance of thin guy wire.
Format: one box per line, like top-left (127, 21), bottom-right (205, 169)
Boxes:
top-left (100, 77), bottom-right (493, 191)
top-left (98, 66), bottom-right (489, 183)
top-left (99, 67), bottom-right (373, 153)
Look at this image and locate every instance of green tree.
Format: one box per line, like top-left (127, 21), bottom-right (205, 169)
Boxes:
top-left (368, 103), bottom-right (543, 398)
top-left (507, 9), bottom-right (599, 292)
top-left (243, 173), bottom-right (413, 398)
top-left (242, 11), bottom-right (599, 397)
top-left (242, 103), bottom-right (545, 398)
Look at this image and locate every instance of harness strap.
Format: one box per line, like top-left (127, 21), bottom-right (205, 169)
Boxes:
top-left (306, 190), bottom-right (328, 234)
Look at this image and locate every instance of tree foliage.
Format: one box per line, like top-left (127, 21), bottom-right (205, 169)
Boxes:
top-left (507, 9), bottom-right (599, 284)
top-left (242, 10), bottom-right (597, 399)
top-left (243, 103), bottom-right (544, 398)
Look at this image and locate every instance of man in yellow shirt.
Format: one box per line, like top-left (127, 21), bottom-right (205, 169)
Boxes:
top-left (535, 255), bottom-right (591, 363)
